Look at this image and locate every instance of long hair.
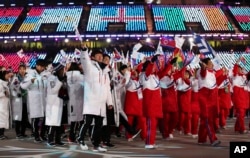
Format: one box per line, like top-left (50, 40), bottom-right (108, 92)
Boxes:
top-left (0, 70), bottom-right (7, 81)
top-left (68, 62), bottom-right (81, 72)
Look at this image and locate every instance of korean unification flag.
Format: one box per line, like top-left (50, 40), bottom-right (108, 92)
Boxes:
top-left (194, 34), bottom-right (222, 70)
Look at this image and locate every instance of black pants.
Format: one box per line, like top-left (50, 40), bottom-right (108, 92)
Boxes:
top-left (0, 128), bottom-right (4, 136)
top-left (78, 114), bottom-right (103, 147)
top-left (32, 117), bottom-right (46, 139)
top-left (102, 108), bottom-right (115, 143)
top-left (47, 125), bottom-right (63, 143)
top-left (15, 103), bottom-right (28, 136)
top-left (119, 113), bottom-right (136, 134)
top-left (69, 121), bottom-right (82, 141)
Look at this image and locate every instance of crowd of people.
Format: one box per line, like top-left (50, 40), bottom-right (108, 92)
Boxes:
top-left (0, 44), bottom-right (250, 152)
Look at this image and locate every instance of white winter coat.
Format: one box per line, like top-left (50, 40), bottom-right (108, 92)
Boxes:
top-left (66, 71), bottom-right (84, 122)
top-left (45, 75), bottom-right (63, 126)
top-left (80, 49), bottom-right (113, 117)
top-left (111, 70), bottom-right (131, 124)
top-left (20, 69), bottom-right (49, 118)
top-left (0, 79), bottom-right (10, 129)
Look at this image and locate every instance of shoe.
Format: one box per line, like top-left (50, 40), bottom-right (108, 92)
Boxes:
top-left (128, 138), bottom-right (133, 142)
top-left (80, 144), bottom-right (88, 150)
top-left (34, 137), bottom-right (42, 143)
top-left (185, 133), bottom-right (192, 136)
top-left (41, 136), bottom-right (47, 141)
top-left (30, 133), bottom-right (35, 138)
top-left (211, 140), bottom-right (221, 147)
top-left (16, 134), bottom-right (23, 139)
top-left (239, 130), bottom-right (248, 134)
top-left (21, 134), bottom-right (28, 138)
top-left (115, 132), bottom-right (122, 138)
top-left (192, 134), bottom-right (198, 139)
top-left (198, 142), bottom-right (207, 145)
top-left (55, 142), bottom-right (66, 146)
top-left (93, 146), bottom-right (107, 152)
top-left (61, 134), bottom-right (67, 139)
top-left (0, 135), bottom-right (7, 140)
top-left (221, 126), bottom-right (226, 130)
top-left (132, 129), bottom-right (142, 139)
top-left (145, 144), bottom-right (156, 149)
top-left (47, 142), bottom-right (56, 147)
top-left (103, 142), bottom-right (115, 147)
top-left (216, 130), bottom-right (221, 134)
top-left (68, 138), bottom-right (76, 144)
top-left (169, 134), bottom-right (174, 139)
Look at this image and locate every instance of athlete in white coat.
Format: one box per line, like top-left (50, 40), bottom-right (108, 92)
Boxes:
top-left (9, 63), bottom-right (28, 138)
top-left (78, 47), bottom-right (113, 152)
top-left (66, 62), bottom-right (84, 143)
top-left (45, 63), bottom-right (65, 147)
top-left (0, 70), bottom-right (12, 140)
top-left (20, 59), bottom-right (49, 142)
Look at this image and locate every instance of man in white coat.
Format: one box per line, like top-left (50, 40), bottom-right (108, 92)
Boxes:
top-left (10, 63), bottom-right (28, 139)
top-left (66, 62), bottom-right (84, 143)
top-left (21, 59), bottom-right (48, 143)
top-left (45, 63), bottom-right (65, 147)
top-left (77, 47), bottom-right (113, 152)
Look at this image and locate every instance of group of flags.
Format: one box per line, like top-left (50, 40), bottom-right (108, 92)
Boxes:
top-left (1, 27), bottom-right (250, 73)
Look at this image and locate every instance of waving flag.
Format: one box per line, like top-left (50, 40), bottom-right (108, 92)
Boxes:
top-left (160, 36), bottom-right (176, 48)
top-left (155, 41), bottom-right (164, 55)
top-left (113, 48), bottom-right (123, 62)
top-left (17, 49), bottom-right (25, 58)
top-left (131, 52), bottom-right (145, 61)
top-left (122, 51), bottom-right (129, 65)
top-left (133, 43), bottom-right (143, 53)
top-left (175, 36), bottom-right (185, 50)
top-left (184, 51), bottom-right (195, 67)
top-left (160, 36), bottom-right (185, 50)
top-left (74, 48), bottom-right (81, 58)
top-left (59, 49), bottom-right (68, 66)
top-left (194, 34), bottom-right (222, 70)
top-left (172, 48), bottom-right (185, 69)
top-left (131, 43), bottom-right (145, 61)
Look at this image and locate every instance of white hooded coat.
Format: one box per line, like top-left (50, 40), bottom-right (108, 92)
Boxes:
top-left (20, 69), bottom-right (49, 118)
top-left (66, 70), bottom-right (84, 122)
top-left (80, 49), bottom-right (113, 117)
top-left (45, 74), bottom-right (63, 126)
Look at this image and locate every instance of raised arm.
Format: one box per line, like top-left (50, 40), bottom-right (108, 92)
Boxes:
top-left (80, 47), bottom-right (92, 76)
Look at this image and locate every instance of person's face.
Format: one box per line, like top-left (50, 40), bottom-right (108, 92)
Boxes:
top-left (93, 53), bottom-right (103, 63)
top-left (36, 65), bottom-right (45, 73)
top-left (206, 60), bottom-right (214, 69)
top-left (18, 66), bottom-right (26, 76)
top-left (121, 68), bottom-right (128, 75)
top-left (238, 66), bottom-right (244, 74)
top-left (0, 67), bottom-right (6, 71)
top-left (184, 71), bottom-right (190, 79)
top-left (131, 70), bottom-right (138, 79)
top-left (103, 56), bottom-right (110, 65)
top-left (5, 72), bottom-right (12, 81)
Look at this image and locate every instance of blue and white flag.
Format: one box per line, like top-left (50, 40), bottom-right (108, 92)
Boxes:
top-left (194, 34), bottom-right (222, 70)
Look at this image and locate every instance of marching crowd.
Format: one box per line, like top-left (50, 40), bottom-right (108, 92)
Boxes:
top-left (1, 44), bottom-right (250, 152)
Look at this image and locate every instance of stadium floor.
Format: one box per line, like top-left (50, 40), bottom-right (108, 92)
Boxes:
top-left (0, 118), bottom-right (249, 158)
